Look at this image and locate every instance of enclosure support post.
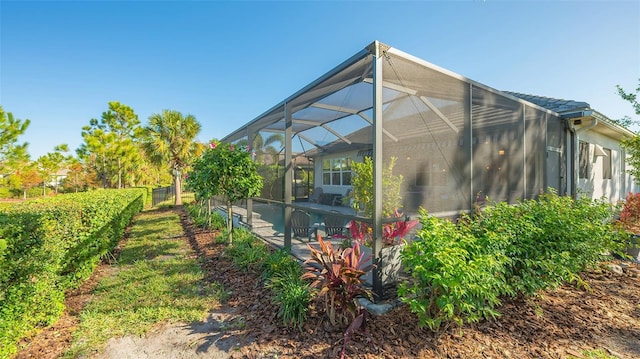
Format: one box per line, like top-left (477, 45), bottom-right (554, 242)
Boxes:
top-left (247, 126), bottom-right (256, 227)
top-left (284, 102), bottom-right (293, 251)
top-left (372, 40), bottom-right (384, 298)
top-left (469, 83), bottom-right (474, 210)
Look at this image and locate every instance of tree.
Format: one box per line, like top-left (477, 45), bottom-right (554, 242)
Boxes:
top-left (251, 132), bottom-right (284, 165)
top-left (143, 109), bottom-right (202, 205)
top-left (37, 144), bottom-right (71, 194)
top-left (62, 158), bottom-right (88, 193)
top-left (78, 127), bottom-right (115, 188)
top-left (187, 140), bottom-right (263, 244)
top-left (247, 132), bottom-right (284, 199)
top-left (2, 143), bottom-right (38, 199)
top-left (617, 80), bottom-right (640, 121)
top-left (7, 165), bottom-right (41, 199)
top-left (77, 102), bottom-right (142, 189)
top-left (101, 102), bottom-right (143, 188)
top-left (350, 156), bottom-right (402, 218)
top-left (618, 80), bottom-right (640, 182)
top-left (0, 107), bottom-right (30, 164)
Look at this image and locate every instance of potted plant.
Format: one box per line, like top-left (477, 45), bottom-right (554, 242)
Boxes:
top-left (341, 157), bottom-right (418, 285)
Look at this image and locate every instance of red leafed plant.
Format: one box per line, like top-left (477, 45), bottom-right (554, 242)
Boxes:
top-left (302, 235), bottom-right (373, 327)
top-left (339, 209), bottom-right (418, 247)
top-left (618, 192), bottom-right (640, 234)
top-left (381, 209), bottom-right (419, 246)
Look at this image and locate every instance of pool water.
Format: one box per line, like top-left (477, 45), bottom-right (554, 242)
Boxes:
top-left (253, 203), bottom-right (323, 234)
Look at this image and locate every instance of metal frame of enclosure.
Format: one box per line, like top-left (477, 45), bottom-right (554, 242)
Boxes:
top-left (221, 41), bottom-right (564, 295)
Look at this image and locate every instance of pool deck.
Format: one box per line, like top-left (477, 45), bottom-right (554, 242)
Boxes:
top-left (232, 203), bottom-right (353, 262)
top-left (230, 203), bottom-right (390, 287)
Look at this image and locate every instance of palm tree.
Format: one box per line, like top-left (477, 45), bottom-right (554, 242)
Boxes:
top-left (251, 132), bottom-right (284, 164)
top-left (143, 110), bottom-right (202, 205)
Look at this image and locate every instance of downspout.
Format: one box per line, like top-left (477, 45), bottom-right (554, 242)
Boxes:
top-left (567, 122), bottom-right (576, 197)
top-left (566, 114), bottom-right (597, 198)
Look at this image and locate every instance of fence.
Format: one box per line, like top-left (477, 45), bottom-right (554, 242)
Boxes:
top-left (152, 186), bottom-right (174, 207)
top-left (151, 185), bottom-right (195, 207)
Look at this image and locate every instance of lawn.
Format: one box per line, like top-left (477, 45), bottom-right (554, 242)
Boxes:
top-left (59, 207), bottom-right (227, 358)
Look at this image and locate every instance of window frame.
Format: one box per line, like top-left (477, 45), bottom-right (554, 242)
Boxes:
top-left (602, 147), bottom-right (612, 180)
top-left (579, 141), bottom-right (589, 179)
top-left (322, 156), bottom-right (353, 186)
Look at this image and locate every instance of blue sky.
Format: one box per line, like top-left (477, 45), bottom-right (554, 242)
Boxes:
top-left (1, 0), bottom-right (638, 159)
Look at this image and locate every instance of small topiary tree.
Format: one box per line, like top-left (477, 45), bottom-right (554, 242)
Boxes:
top-left (346, 156), bottom-right (416, 246)
top-left (187, 140), bottom-right (262, 245)
top-left (349, 156), bottom-right (402, 218)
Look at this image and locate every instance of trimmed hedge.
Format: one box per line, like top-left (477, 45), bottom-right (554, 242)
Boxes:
top-left (134, 185), bottom-right (155, 208)
top-left (0, 188), bottom-right (145, 358)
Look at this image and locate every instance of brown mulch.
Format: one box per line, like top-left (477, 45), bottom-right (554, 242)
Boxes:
top-left (16, 207), bottom-right (640, 359)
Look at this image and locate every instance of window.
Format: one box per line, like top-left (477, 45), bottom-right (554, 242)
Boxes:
top-left (322, 157), bottom-right (352, 186)
top-left (603, 148), bottom-right (612, 179)
top-left (579, 141), bottom-right (589, 179)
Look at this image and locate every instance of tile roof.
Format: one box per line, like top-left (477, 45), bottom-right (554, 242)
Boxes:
top-left (503, 91), bottom-right (591, 114)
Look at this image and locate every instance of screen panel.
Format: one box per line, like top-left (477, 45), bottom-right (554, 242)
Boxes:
top-left (382, 53), bottom-right (471, 217)
top-left (471, 86), bottom-right (525, 204)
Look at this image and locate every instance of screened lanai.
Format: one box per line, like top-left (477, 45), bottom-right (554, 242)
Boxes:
top-left (221, 41), bottom-right (564, 294)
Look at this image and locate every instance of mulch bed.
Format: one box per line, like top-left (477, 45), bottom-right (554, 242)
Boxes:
top-left (16, 206), bottom-right (640, 358)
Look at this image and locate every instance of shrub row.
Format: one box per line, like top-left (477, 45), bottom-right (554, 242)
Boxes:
top-left (217, 228), bottom-right (311, 329)
top-left (399, 192), bottom-right (626, 331)
top-left (0, 188), bottom-right (145, 358)
top-left (134, 185), bottom-right (155, 208)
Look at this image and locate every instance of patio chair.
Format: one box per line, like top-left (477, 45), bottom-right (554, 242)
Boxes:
top-left (332, 188), bottom-right (351, 207)
top-left (324, 211), bottom-right (347, 238)
top-left (308, 187), bottom-right (323, 203)
top-left (291, 209), bottom-right (318, 242)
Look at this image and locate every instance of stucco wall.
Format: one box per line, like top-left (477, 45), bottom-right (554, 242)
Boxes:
top-left (577, 130), bottom-right (627, 202)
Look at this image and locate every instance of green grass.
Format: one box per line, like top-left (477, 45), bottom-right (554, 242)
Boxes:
top-left (153, 192), bottom-right (196, 207)
top-left (63, 208), bottom-right (226, 358)
top-left (567, 349), bottom-right (620, 359)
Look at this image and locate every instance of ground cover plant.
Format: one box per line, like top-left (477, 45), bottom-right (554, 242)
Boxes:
top-left (223, 228), bottom-right (311, 330)
top-left (185, 201), bottom-right (226, 230)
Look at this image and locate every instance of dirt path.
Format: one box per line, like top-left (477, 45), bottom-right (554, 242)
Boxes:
top-left (96, 312), bottom-right (233, 359)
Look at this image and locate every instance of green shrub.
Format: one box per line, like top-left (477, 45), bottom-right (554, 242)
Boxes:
top-left (262, 249), bottom-right (309, 329)
top-left (267, 273), bottom-right (311, 330)
top-left (471, 192), bottom-right (624, 296)
top-left (399, 191), bottom-right (625, 332)
top-left (399, 210), bottom-right (509, 331)
top-left (262, 249), bottom-right (302, 282)
top-left (224, 229), bottom-right (268, 271)
top-left (134, 185), bottom-right (154, 208)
